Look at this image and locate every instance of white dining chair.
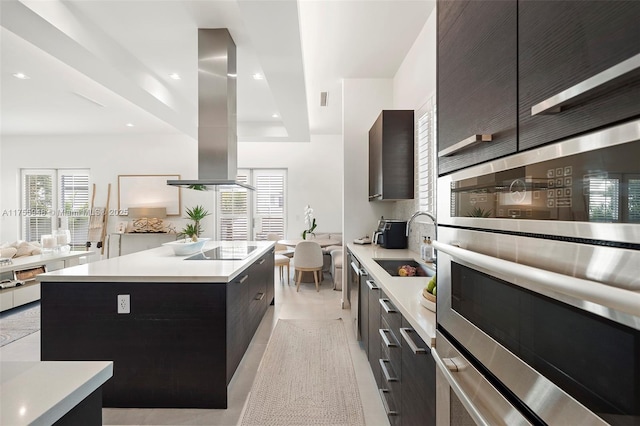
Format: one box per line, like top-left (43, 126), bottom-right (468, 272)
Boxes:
top-left (267, 233), bottom-right (294, 257)
top-left (293, 241), bottom-right (323, 292)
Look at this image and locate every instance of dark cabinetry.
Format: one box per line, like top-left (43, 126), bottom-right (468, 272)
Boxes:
top-left (518, 1), bottom-right (640, 150)
top-left (369, 110), bottom-right (414, 200)
top-left (400, 317), bottom-right (436, 425)
top-left (437, 0), bottom-right (517, 175)
top-left (379, 292), bottom-right (402, 424)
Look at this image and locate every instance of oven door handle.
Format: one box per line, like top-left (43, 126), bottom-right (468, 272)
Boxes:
top-left (432, 347), bottom-right (492, 426)
top-left (433, 240), bottom-right (640, 319)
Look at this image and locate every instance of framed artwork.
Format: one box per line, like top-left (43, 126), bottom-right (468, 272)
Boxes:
top-left (117, 174), bottom-right (181, 216)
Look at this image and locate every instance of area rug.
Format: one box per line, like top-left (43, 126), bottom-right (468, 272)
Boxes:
top-left (239, 319), bottom-right (366, 426)
top-left (0, 303), bottom-right (40, 347)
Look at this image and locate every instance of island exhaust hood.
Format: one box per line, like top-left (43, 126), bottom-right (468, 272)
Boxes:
top-left (168, 29), bottom-right (255, 191)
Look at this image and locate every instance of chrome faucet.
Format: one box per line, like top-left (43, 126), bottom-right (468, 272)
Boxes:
top-left (406, 211), bottom-right (437, 236)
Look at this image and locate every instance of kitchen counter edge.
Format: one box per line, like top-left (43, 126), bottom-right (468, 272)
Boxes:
top-left (347, 243), bottom-right (436, 347)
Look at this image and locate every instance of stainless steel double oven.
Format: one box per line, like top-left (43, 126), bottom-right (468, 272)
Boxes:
top-left (433, 120), bottom-right (640, 425)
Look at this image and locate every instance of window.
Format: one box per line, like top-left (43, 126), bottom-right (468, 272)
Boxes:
top-left (628, 178), bottom-right (640, 222)
top-left (216, 169), bottom-right (287, 241)
top-left (417, 96), bottom-right (437, 214)
top-left (22, 169), bottom-right (90, 249)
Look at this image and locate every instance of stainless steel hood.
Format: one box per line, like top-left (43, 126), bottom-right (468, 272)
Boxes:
top-left (168, 28), bottom-right (255, 191)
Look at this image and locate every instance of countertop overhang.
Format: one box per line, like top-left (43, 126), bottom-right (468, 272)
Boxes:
top-left (347, 243), bottom-right (437, 347)
top-left (36, 241), bottom-right (275, 283)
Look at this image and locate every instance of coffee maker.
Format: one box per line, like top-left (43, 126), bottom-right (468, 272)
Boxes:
top-left (373, 219), bottom-right (407, 249)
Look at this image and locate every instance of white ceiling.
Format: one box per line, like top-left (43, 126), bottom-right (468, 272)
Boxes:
top-left (1, 0), bottom-right (434, 142)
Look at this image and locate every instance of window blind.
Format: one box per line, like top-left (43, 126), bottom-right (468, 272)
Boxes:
top-left (59, 173), bottom-right (90, 248)
top-left (22, 171), bottom-right (55, 242)
top-left (627, 178), bottom-right (640, 223)
top-left (218, 173), bottom-right (250, 241)
top-left (253, 170), bottom-right (286, 240)
top-left (22, 169), bottom-right (90, 248)
top-left (417, 96), bottom-right (437, 214)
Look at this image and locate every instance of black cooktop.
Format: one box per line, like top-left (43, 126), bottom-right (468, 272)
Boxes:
top-left (185, 245), bottom-right (258, 260)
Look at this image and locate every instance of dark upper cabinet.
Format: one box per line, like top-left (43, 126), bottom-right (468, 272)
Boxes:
top-left (437, 0), bottom-right (518, 175)
top-left (518, 1), bottom-right (640, 151)
top-left (369, 110), bottom-right (414, 200)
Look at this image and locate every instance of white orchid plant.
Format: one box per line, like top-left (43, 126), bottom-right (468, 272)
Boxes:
top-left (302, 204), bottom-right (317, 240)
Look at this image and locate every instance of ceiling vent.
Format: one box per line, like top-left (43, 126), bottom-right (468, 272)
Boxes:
top-left (320, 91), bottom-right (329, 107)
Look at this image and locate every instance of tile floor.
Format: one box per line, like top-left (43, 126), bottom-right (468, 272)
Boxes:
top-left (0, 270), bottom-right (390, 426)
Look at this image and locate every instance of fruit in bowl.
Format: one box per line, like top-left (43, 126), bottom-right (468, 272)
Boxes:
top-left (422, 275), bottom-right (437, 302)
top-left (397, 264), bottom-right (417, 277)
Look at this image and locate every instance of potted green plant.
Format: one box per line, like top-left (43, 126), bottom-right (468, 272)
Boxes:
top-left (180, 205), bottom-right (211, 241)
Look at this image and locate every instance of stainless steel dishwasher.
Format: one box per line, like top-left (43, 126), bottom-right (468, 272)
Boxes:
top-left (347, 249), bottom-right (367, 341)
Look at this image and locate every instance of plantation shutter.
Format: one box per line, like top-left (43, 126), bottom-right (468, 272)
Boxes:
top-left (22, 170), bottom-right (55, 242)
top-left (253, 170), bottom-right (286, 240)
top-left (628, 178), bottom-right (640, 222)
top-left (59, 172), bottom-right (90, 249)
top-left (218, 173), bottom-right (249, 241)
top-left (417, 96), bottom-right (436, 214)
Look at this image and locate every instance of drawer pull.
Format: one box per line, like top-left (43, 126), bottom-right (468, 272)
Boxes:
top-left (255, 292), bottom-right (265, 301)
top-left (369, 193), bottom-right (382, 200)
top-left (379, 298), bottom-right (397, 313)
top-left (379, 359), bottom-right (399, 382)
top-left (531, 52), bottom-right (640, 116)
top-left (399, 327), bottom-right (427, 355)
top-left (379, 329), bottom-right (398, 347)
top-left (438, 134), bottom-right (492, 157)
top-left (258, 258), bottom-right (266, 265)
top-left (366, 280), bottom-right (379, 290)
top-left (378, 389), bottom-right (398, 416)
top-left (238, 275), bottom-right (249, 284)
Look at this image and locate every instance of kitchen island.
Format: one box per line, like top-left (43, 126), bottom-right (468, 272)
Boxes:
top-left (37, 241), bottom-right (275, 409)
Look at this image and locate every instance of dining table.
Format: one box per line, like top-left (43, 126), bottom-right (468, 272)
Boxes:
top-left (278, 238), bottom-right (340, 283)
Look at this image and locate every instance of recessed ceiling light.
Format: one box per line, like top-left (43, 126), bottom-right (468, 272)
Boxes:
top-left (126, 123), bottom-right (135, 127)
top-left (12, 72), bottom-right (30, 80)
top-left (272, 113), bottom-right (279, 118)
top-left (169, 73), bottom-right (181, 80)
top-left (252, 73), bottom-right (264, 80)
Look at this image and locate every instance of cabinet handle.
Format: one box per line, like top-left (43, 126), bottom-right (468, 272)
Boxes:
top-left (366, 280), bottom-right (379, 290)
top-left (238, 275), bottom-right (249, 284)
top-left (255, 292), bottom-right (265, 301)
top-left (379, 359), bottom-right (399, 382)
top-left (379, 329), bottom-right (398, 347)
top-left (399, 327), bottom-right (427, 355)
top-left (368, 193), bottom-right (382, 200)
top-left (378, 389), bottom-right (398, 416)
top-left (379, 298), bottom-right (397, 313)
top-left (258, 258), bottom-right (266, 265)
top-left (531, 52), bottom-right (640, 116)
top-left (438, 134), bottom-right (492, 157)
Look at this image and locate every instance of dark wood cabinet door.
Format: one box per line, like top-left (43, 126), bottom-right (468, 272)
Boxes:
top-left (359, 277), bottom-right (370, 357)
top-left (367, 282), bottom-right (382, 388)
top-left (369, 110), bottom-right (415, 200)
top-left (227, 272), bottom-right (249, 383)
top-left (400, 317), bottom-right (436, 426)
top-left (519, 1), bottom-right (640, 151)
top-left (437, 0), bottom-right (517, 175)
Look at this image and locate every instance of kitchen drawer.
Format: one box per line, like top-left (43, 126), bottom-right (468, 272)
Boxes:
top-left (13, 283), bottom-right (40, 306)
top-left (380, 323), bottom-right (402, 384)
top-left (379, 296), bottom-right (401, 338)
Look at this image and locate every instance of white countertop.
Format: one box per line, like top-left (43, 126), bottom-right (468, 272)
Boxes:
top-left (0, 361), bottom-right (113, 426)
top-left (0, 251), bottom-right (90, 274)
top-left (347, 243), bottom-right (437, 347)
top-left (36, 241), bottom-right (275, 283)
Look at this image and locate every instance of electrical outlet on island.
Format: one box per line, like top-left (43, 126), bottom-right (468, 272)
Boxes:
top-left (117, 294), bottom-right (130, 314)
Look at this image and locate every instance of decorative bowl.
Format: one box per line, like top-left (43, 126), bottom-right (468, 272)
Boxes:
top-left (162, 238), bottom-right (210, 256)
top-left (420, 288), bottom-right (436, 312)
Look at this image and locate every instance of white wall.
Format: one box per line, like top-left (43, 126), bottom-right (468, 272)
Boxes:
top-left (238, 134), bottom-right (343, 238)
top-left (0, 133), bottom-right (207, 249)
top-left (342, 78), bottom-right (396, 246)
top-left (391, 8), bottom-right (438, 253)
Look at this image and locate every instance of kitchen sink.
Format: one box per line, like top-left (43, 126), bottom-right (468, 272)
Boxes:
top-left (373, 259), bottom-right (435, 277)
